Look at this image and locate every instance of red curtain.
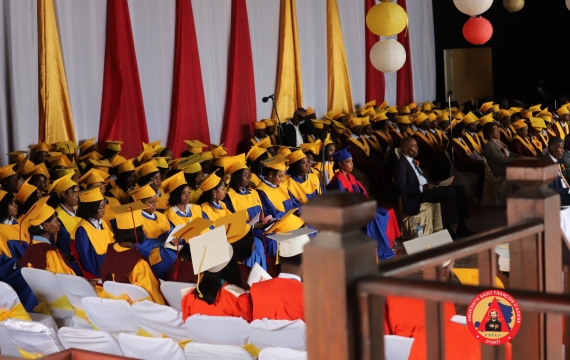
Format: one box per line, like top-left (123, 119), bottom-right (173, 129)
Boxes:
top-left (396, 0), bottom-right (414, 106)
top-left (98, 0), bottom-right (148, 159)
top-left (364, 0), bottom-right (385, 104)
top-left (167, 0), bottom-right (210, 158)
top-left (221, 0), bottom-right (257, 155)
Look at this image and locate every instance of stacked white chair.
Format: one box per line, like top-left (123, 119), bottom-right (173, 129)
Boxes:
top-left (119, 333), bottom-right (185, 360)
top-left (58, 327), bottom-right (124, 356)
top-left (20, 268), bottom-right (73, 327)
top-left (103, 281), bottom-right (150, 302)
top-left (4, 319), bottom-right (64, 358)
top-left (130, 300), bottom-right (189, 341)
top-left (160, 281), bottom-right (194, 310)
top-left (249, 319), bottom-right (307, 351)
top-left (184, 342), bottom-right (254, 359)
top-left (55, 274), bottom-right (97, 329)
top-left (81, 297), bottom-right (138, 335)
top-left (384, 335), bottom-right (415, 360)
top-left (258, 347), bottom-right (307, 360)
top-left (0, 282), bottom-right (57, 356)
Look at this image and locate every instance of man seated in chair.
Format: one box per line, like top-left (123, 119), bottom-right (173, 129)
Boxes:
top-left (545, 136), bottom-right (570, 205)
top-left (393, 137), bottom-right (474, 239)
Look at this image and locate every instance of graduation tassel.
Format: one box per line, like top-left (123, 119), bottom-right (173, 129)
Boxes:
top-left (275, 242), bottom-right (280, 265)
top-left (196, 248), bottom-right (207, 299)
top-left (129, 206), bottom-right (139, 251)
top-left (18, 204), bottom-right (36, 246)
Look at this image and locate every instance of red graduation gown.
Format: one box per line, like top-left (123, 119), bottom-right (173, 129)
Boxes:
top-left (250, 276), bottom-right (304, 321)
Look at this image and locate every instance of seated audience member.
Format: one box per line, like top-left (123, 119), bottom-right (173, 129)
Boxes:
top-left (311, 139), bottom-right (336, 186)
top-left (498, 110), bottom-right (514, 144)
top-left (385, 296), bottom-right (456, 337)
top-left (282, 108), bottom-right (317, 148)
top-left (250, 233), bottom-right (307, 321)
top-left (545, 136), bottom-right (570, 205)
top-left (284, 149), bottom-right (322, 204)
top-left (18, 198), bottom-right (75, 275)
top-left (180, 160), bottom-right (204, 205)
top-left (393, 137), bottom-right (473, 239)
top-left (108, 160), bottom-right (136, 204)
top-left (0, 164), bottom-right (21, 194)
top-left (508, 120), bottom-right (537, 157)
top-left (451, 121), bottom-right (485, 198)
top-left (199, 171), bottom-right (232, 221)
top-left (163, 172), bottom-right (203, 227)
top-left (181, 228), bottom-right (252, 322)
top-left (250, 121), bottom-right (268, 148)
top-left (389, 115), bottom-right (411, 149)
top-left (560, 136), bottom-right (570, 181)
top-left (99, 203), bottom-right (165, 304)
top-left (77, 168), bottom-right (119, 224)
top-left (327, 147), bottom-right (394, 259)
top-left (483, 122), bottom-right (520, 177)
top-left (256, 155), bottom-right (300, 220)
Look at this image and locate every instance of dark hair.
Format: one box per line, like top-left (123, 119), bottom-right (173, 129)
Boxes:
top-left (76, 200), bottom-right (102, 220)
top-left (280, 253), bottom-right (302, 266)
top-left (197, 180), bottom-right (225, 205)
top-left (193, 271), bottom-right (222, 304)
top-left (28, 213), bottom-right (57, 237)
top-left (229, 169), bottom-right (246, 192)
top-left (230, 228), bottom-right (254, 262)
top-left (115, 171), bottom-right (134, 192)
top-left (169, 184), bottom-right (189, 206)
top-left (451, 121), bottom-right (465, 138)
top-left (482, 122), bottom-right (498, 140)
top-left (180, 150), bottom-right (190, 158)
top-left (184, 172), bottom-right (201, 188)
top-left (0, 175), bottom-right (18, 192)
top-left (18, 192), bottom-right (41, 217)
top-left (167, 168), bottom-right (182, 179)
top-left (548, 136), bottom-right (564, 148)
top-left (137, 171), bottom-right (159, 187)
top-left (114, 226), bottom-right (145, 244)
top-left (288, 158), bottom-right (306, 178)
top-left (46, 192), bottom-right (62, 209)
top-left (28, 174), bottom-right (47, 187)
top-left (102, 148), bottom-right (119, 161)
top-left (158, 167), bottom-right (169, 179)
top-left (0, 192), bottom-right (15, 223)
top-left (249, 153), bottom-right (269, 175)
top-left (262, 166), bottom-right (279, 178)
top-left (159, 148), bottom-right (172, 157)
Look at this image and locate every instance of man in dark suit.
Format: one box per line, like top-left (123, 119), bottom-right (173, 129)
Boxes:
top-left (282, 108), bottom-right (317, 147)
top-left (545, 136), bottom-right (570, 205)
top-left (393, 137), bottom-right (473, 239)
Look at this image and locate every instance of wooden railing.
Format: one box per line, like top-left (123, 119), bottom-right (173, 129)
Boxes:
top-left (302, 158), bottom-right (568, 360)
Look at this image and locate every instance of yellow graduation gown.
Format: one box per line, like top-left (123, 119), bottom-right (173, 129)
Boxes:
top-left (108, 186), bottom-right (132, 205)
top-left (163, 204), bottom-right (203, 226)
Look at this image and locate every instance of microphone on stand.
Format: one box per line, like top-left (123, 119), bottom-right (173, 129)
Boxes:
top-left (262, 94), bottom-right (275, 103)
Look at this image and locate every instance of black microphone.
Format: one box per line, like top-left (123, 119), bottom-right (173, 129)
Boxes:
top-left (447, 90), bottom-right (453, 97)
top-left (262, 94), bottom-right (275, 103)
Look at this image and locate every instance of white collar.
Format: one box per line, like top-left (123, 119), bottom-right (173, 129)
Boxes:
top-left (173, 204), bottom-right (191, 216)
top-left (418, 128), bottom-right (426, 135)
top-left (404, 155), bottom-right (414, 163)
top-left (350, 133), bottom-right (359, 140)
top-left (3, 217), bottom-right (15, 225)
top-left (286, 119), bottom-right (304, 127)
top-left (59, 204), bottom-right (76, 217)
top-left (261, 178), bottom-right (278, 188)
top-left (429, 128), bottom-right (437, 134)
top-left (89, 218), bottom-right (102, 230)
top-left (450, 315), bottom-right (467, 325)
top-left (278, 273), bottom-right (301, 282)
top-left (142, 211), bottom-right (157, 220)
top-left (548, 153), bottom-right (559, 163)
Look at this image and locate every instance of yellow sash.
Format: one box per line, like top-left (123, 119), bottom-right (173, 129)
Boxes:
top-left (548, 128), bottom-right (557, 138)
top-left (0, 302), bottom-right (31, 321)
top-left (532, 136), bottom-right (543, 151)
top-left (513, 135), bottom-right (537, 156)
top-left (0, 224), bottom-right (23, 257)
top-left (56, 206), bottom-right (80, 233)
top-left (554, 122), bottom-right (569, 139)
top-left (374, 130), bottom-right (394, 149)
top-left (17, 348), bottom-right (42, 359)
top-left (347, 137), bottom-right (370, 156)
top-left (453, 138), bottom-right (472, 156)
top-left (499, 127), bottom-right (512, 142)
top-left (539, 133), bottom-right (548, 147)
top-left (390, 130), bottom-right (405, 140)
top-left (226, 188), bottom-right (263, 221)
top-left (405, 128), bottom-right (415, 137)
top-left (71, 219), bottom-right (114, 255)
top-left (365, 136), bottom-right (382, 152)
top-left (414, 131), bottom-right (437, 151)
top-left (464, 132), bottom-right (482, 154)
top-left (33, 294), bottom-right (72, 316)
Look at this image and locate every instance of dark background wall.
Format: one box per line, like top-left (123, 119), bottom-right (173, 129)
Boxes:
top-left (432, 0), bottom-right (570, 107)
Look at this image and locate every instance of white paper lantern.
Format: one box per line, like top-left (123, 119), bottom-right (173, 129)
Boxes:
top-left (566, 0), bottom-right (570, 11)
top-left (369, 39), bottom-right (406, 73)
top-left (453, 0), bottom-right (493, 16)
top-left (503, 0), bottom-right (524, 12)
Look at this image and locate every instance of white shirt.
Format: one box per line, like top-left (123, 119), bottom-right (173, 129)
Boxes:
top-left (350, 133), bottom-right (359, 140)
top-left (89, 218), bottom-right (102, 230)
top-left (278, 273), bottom-right (301, 282)
top-left (404, 155), bottom-right (428, 192)
top-left (287, 120), bottom-right (304, 147)
top-left (59, 204), bottom-right (76, 217)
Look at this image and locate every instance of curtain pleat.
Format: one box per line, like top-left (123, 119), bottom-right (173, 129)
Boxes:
top-left (221, 0), bottom-right (256, 155)
top-left (364, 0), bottom-right (385, 104)
top-left (167, 0), bottom-right (210, 157)
top-left (98, 0), bottom-right (148, 158)
top-left (396, 0), bottom-right (414, 106)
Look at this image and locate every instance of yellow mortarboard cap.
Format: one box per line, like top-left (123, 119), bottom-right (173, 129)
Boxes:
top-left (105, 140), bottom-right (124, 152)
top-left (254, 137), bottom-right (272, 149)
top-left (177, 154), bottom-right (202, 170)
top-left (361, 116), bottom-right (371, 127)
top-left (479, 101), bottom-right (494, 113)
top-left (111, 201), bottom-right (148, 229)
top-left (135, 160), bottom-right (159, 178)
top-left (445, 119), bottom-right (462, 131)
top-left (332, 111), bottom-right (344, 120)
top-left (199, 170), bottom-right (223, 192)
top-left (226, 158), bottom-right (248, 176)
top-left (51, 168), bottom-right (78, 181)
top-left (0, 164), bottom-right (17, 181)
top-left (29, 142), bottom-right (52, 153)
top-left (190, 226), bottom-right (232, 275)
top-left (529, 104), bottom-right (542, 112)
top-left (184, 140), bottom-right (207, 154)
top-left (413, 113), bottom-right (428, 125)
top-left (264, 208), bottom-right (305, 235)
top-left (365, 100), bottom-right (376, 109)
top-left (162, 171), bottom-right (187, 194)
top-left (287, 149), bottom-right (307, 165)
top-left (509, 107), bottom-right (522, 113)
top-left (79, 152), bottom-right (102, 162)
top-left (246, 146), bottom-right (267, 162)
top-left (399, 106), bottom-right (411, 114)
top-left (323, 134), bottom-right (334, 147)
top-left (521, 110), bottom-right (533, 119)
top-left (182, 162), bottom-right (202, 174)
top-left (347, 117), bottom-right (362, 129)
top-left (0, 190), bottom-right (8, 201)
top-left (530, 117), bottom-right (546, 129)
top-left (377, 101), bottom-right (388, 110)
top-left (427, 113), bottom-right (437, 122)
top-left (262, 154), bottom-right (288, 171)
top-left (478, 114), bottom-right (495, 126)
top-left (171, 217), bottom-right (214, 243)
top-left (422, 102), bottom-right (433, 111)
top-left (79, 138), bottom-right (96, 153)
top-left (253, 121), bottom-right (266, 130)
top-left (17, 160), bottom-right (34, 176)
top-left (78, 186), bottom-right (105, 203)
top-left (557, 106), bottom-right (570, 116)
top-left (118, 159), bottom-right (135, 174)
top-left (408, 102), bottom-right (417, 109)
top-left (537, 108), bottom-right (551, 117)
top-left (56, 141), bottom-right (77, 155)
top-left (15, 179), bottom-right (38, 205)
top-left (492, 104), bottom-right (500, 112)
top-left (311, 120), bottom-right (325, 130)
top-left (26, 163), bottom-right (50, 179)
top-left (78, 168), bottom-right (110, 185)
top-left (373, 112), bottom-right (388, 121)
top-left (47, 173), bottom-right (76, 195)
top-left (306, 107), bottom-right (314, 115)
top-left (214, 210), bottom-right (251, 244)
top-left (215, 154), bottom-right (245, 173)
top-left (396, 116), bottom-right (411, 124)
top-left (7, 151), bottom-right (28, 164)
top-left (263, 119), bottom-right (277, 127)
top-left (300, 141), bottom-right (322, 155)
top-left (452, 268), bottom-right (504, 288)
top-left (48, 154), bottom-right (73, 168)
top-left (498, 110), bottom-right (513, 119)
top-left (386, 106), bottom-right (398, 114)
top-left (137, 146), bottom-right (155, 164)
top-left (146, 140), bottom-right (162, 149)
top-left (511, 120), bottom-right (528, 130)
top-left (154, 157), bottom-right (170, 169)
top-left (437, 113), bottom-right (450, 121)
top-left (199, 151), bottom-right (213, 161)
top-left (111, 155), bottom-right (127, 167)
top-left (210, 144), bottom-right (227, 158)
top-left (277, 147), bottom-right (292, 158)
top-left (26, 197), bottom-right (56, 227)
top-left (462, 112), bottom-right (479, 125)
top-left (129, 184), bottom-right (157, 201)
top-left (89, 159), bottom-right (113, 169)
top-left (539, 114), bottom-right (552, 123)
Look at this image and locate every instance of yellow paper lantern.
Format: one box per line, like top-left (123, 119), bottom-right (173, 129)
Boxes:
top-left (366, 3), bottom-right (408, 37)
top-left (503, 0), bottom-right (524, 12)
top-left (369, 39), bottom-right (406, 74)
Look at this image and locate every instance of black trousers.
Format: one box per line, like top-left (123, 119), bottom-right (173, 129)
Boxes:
top-left (418, 185), bottom-right (469, 227)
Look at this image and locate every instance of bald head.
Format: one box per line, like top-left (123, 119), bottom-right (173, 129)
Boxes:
top-left (401, 137), bottom-right (418, 158)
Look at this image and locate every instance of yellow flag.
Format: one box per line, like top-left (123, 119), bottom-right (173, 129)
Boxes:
top-left (273, 0), bottom-right (303, 122)
top-left (38, 0), bottom-right (76, 143)
top-left (327, 0), bottom-right (354, 113)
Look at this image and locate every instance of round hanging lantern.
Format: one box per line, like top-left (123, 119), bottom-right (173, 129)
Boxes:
top-left (566, 0), bottom-right (570, 11)
top-left (369, 39), bottom-right (407, 73)
top-left (378, 0), bottom-right (393, 2)
top-left (503, 0), bottom-right (524, 12)
top-left (366, 3), bottom-right (408, 37)
top-left (463, 17), bottom-right (493, 45)
top-left (453, 0), bottom-right (493, 16)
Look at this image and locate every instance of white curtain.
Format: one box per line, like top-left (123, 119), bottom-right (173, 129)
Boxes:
top-left (128, 0), bottom-right (176, 145)
top-left (407, 0), bottom-right (436, 103)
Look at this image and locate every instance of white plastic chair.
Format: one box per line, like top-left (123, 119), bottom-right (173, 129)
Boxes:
top-left (160, 281), bottom-right (194, 310)
top-left (103, 281), bottom-right (151, 302)
top-left (130, 300), bottom-right (189, 341)
top-left (58, 327), bottom-right (123, 356)
top-left (185, 314), bottom-right (250, 346)
top-left (20, 268), bottom-right (73, 327)
top-left (81, 297), bottom-right (138, 335)
top-left (384, 335), bottom-right (414, 360)
top-left (4, 319), bottom-right (64, 358)
top-left (119, 333), bottom-right (185, 360)
top-left (249, 319), bottom-right (307, 351)
top-left (55, 274), bottom-right (97, 329)
top-left (258, 347), bottom-right (307, 360)
top-left (0, 282), bottom-right (57, 356)
top-left (184, 342), bottom-right (254, 360)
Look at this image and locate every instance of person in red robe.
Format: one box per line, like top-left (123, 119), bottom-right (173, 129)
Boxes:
top-left (508, 120), bottom-right (538, 157)
top-left (384, 296), bottom-right (456, 337)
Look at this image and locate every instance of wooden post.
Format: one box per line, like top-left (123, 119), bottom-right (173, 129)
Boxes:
top-left (506, 157), bottom-right (561, 360)
top-left (302, 192), bottom-right (379, 360)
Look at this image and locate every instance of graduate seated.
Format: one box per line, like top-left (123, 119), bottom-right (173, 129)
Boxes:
top-left (18, 197), bottom-right (75, 275)
top-left (108, 160), bottom-right (136, 204)
top-left (250, 232), bottom-right (307, 321)
top-left (181, 226), bottom-right (252, 322)
top-left (162, 172), bottom-right (203, 227)
top-left (135, 160), bottom-right (168, 210)
top-left (15, 179), bottom-right (42, 221)
top-left (284, 149), bottom-right (322, 204)
top-left (256, 154), bottom-right (301, 220)
top-left (179, 158), bottom-right (204, 205)
top-left (199, 171), bottom-right (232, 221)
top-left (246, 146), bottom-right (270, 187)
top-left (0, 164), bottom-right (20, 194)
top-left (309, 138), bottom-right (336, 186)
top-left (250, 121), bottom-right (269, 148)
top-left (508, 120), bottom-right (537, 157)
top-left (99, 202), bottom-right (165, 304)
